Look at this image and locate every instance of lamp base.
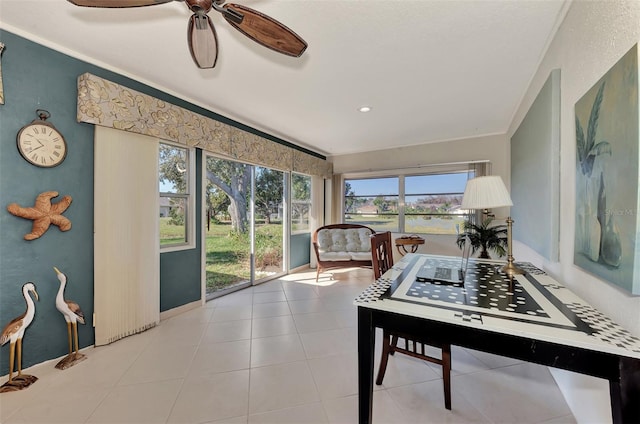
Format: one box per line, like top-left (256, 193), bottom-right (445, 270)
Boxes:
top-left (501, 260), bottom-right (525, 278)
top-left (500, 216), bottom-right (525, 278)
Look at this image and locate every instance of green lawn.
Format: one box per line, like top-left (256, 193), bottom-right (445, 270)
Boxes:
top-left (160, 217), bottom-right (186, 245)
top-left (204, 223), bottom-right (251, 291)
top-left (161, 218), bottom-right (284, 293)
top-left (205, 222), bottom-right (284, 292)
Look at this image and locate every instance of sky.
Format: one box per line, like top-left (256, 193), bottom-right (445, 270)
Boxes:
top-left (346, 172), bottom-right (471, 196)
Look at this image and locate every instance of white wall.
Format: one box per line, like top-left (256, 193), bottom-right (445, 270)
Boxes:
top-left (508, 1), bottom-right (640, 422)
top-left (331, 133), bottom-right (509, 178)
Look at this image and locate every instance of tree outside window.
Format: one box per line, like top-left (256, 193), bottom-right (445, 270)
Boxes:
top-left (159, 143), bottom-right (190, 247)
top-left (292, 173), bottom-right (311, 232)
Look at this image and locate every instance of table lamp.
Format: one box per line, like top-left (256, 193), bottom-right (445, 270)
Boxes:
top-left (461, 175), bottom-right (524, 277)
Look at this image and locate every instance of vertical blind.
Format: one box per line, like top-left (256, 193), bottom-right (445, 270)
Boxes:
top-left (94, 126), bottom-right (160, 345)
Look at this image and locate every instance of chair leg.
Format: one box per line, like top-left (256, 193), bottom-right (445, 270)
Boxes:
top-left (316, 267), bottom-right (321, 282)
top-left (442, 344), bottom-right (452, 410)
top-left (389, 334), bottom-right (399, 356)
top-left (375, 331), bottom-right (392, 385)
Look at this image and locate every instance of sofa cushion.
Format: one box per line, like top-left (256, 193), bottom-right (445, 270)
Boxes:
top-left (350, 251), bottom-right (372, 261)
top-left (316, 228), bottom-right (372, 253)
top-left (318, 251), bottom-right (352, 262)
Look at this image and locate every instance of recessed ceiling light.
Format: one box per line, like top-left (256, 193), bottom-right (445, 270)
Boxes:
top-left (358, 106), bottom-right (372, 113)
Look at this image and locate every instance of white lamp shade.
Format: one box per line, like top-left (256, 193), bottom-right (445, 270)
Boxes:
top-left (461, 176), bottom-right (513, 210)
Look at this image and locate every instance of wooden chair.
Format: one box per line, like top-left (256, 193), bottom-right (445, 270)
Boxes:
top-left (370, 232), bottom-right (452, 410)
top-left (370, 231), bottom-right (394, 280)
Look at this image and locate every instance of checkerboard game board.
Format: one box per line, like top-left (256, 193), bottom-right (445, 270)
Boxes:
top-left (354, 254), bottom-right (640, 354)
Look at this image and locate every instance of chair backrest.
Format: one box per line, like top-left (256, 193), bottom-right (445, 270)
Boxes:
top-left (370, 232), bottom-right (394, 279)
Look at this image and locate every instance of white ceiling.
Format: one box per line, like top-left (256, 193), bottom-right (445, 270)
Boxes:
top-left (0, 0), bottom-right (568, 157)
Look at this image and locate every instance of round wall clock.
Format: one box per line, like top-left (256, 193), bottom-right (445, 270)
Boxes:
top-left (16, 110), bottom-right (67, 168)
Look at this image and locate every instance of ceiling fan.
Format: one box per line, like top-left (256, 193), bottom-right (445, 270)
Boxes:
top-left (67, 0), bottom-right (308, 69)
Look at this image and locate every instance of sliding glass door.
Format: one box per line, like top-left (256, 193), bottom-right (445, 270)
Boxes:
top-left (254, 166), bottom-right (286, 283)
top-left (204, 156), bottom-right (252, 296)
top-left (204, 155), bottom-right (287, 298)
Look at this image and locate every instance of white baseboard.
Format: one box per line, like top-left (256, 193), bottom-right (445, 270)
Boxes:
top-left (160, 300), bottom-right (202, 321)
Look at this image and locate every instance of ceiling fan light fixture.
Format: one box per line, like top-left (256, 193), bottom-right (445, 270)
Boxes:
top-left (188, 13), bottom-right (218, 69)
top-left (358, 106), bottom-right (372, 113)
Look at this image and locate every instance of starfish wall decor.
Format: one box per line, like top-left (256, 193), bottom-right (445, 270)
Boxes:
top-left (7, 191), bottom-right (72, 240)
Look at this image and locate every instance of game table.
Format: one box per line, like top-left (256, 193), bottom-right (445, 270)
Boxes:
top-left (354, 253), bottom-right (640, 424)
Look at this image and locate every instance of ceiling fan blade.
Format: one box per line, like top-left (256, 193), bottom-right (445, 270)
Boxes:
top-left (67, 0), bottom-right (174, 7)
top-left (222, 3), bottom-right (307, 57)
top-left (188, 13), bottom-right (219, 68)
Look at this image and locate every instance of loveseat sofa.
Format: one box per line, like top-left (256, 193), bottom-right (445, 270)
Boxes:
top-left (312, 223), bottom-right (375, 281)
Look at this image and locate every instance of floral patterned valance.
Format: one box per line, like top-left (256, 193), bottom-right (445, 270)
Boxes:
top-left (76, 73), bottom-right (332, 178)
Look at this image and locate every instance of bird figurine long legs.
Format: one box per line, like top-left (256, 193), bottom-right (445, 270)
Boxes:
top-left (53, 267), bottom-right (87, 369)
top-left (0, 282), bottom-right (39, 392)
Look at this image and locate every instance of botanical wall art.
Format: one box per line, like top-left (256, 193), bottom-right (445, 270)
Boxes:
top-left (574, 43), bottom-right (639, 294)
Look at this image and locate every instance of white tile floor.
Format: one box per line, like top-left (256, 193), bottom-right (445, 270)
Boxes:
top-left (0, 268), bottom-right (577, 424)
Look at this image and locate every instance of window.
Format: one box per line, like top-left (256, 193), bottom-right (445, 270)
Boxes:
top-left (291, 173), bottom-right (312, 232)
top-left (345, 177), bottom-right (399, 232)
top-left (404, 173), bottom-right (468, 234)
top-left (344, 168), bottom-right (478, 235)
top-left (159, 143), bottom-right (192, 249)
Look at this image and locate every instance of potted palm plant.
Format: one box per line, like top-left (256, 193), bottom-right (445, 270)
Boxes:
top-left (456, 218), bottom-right (508, 259)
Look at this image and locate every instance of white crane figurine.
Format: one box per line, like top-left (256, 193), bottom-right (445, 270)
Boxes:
top-left (0, 282), bottom-right (39, 392)
top-left (53, 267), bottom-right (87, 369)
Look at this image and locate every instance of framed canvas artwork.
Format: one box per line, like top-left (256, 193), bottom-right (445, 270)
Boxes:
top-left (511, 69), bottom-right (561, 262)
top-left (0, 42), bottom-right (4, 104)
top-left (574, 43), bottom-right (639, 294)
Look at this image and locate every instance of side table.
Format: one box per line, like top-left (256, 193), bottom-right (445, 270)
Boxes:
top-left (395, 235), bottom-right (425, 256)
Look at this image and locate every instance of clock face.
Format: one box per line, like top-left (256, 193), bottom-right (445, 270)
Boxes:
top-left (17, 123), bottom-right (67, 168)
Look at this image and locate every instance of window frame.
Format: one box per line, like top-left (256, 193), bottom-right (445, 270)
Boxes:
top-left (343, 164), bottom-right (480, 235)
top-left (344, 175), bottom-right (400, 232)
top-left (290, 172), bottom-right (312, 234)
top-left (159, 142), bottom-right (196, 252)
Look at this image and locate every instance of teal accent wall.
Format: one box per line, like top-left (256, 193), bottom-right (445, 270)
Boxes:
top-left (290, 233), bottom-right (311, 268)
top-left (160, 149), bottom-right (203, 312)
top-left (0, 30), bottom-right (314, 372)
top-left (0, 30), bottom-right (97, 373)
